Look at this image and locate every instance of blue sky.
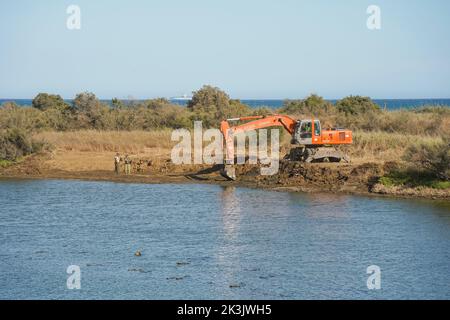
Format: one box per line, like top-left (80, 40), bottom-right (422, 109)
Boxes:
top-left (1, 0), bottom-right (450, 99)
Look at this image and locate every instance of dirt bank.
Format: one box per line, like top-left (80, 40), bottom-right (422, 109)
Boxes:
top-left (0, 150), bottom-right (449, 200)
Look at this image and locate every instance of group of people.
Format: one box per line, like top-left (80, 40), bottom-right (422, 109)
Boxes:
top-left (114, 153), bottom-right (133, 175)
top-left (114, 153), bottom-right (152, 175)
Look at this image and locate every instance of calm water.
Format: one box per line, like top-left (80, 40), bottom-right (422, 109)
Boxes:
top-left (2, 98), bottom-right (450, 110)
top-left (0, 179), bottom-right (449, 300)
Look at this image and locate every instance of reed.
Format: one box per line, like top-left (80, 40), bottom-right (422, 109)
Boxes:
top-left (34, 130), bottom-right (174, 153)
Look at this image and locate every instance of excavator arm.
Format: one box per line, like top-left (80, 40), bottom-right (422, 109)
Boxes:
top-left (219, 115), bottom-right (297, 179)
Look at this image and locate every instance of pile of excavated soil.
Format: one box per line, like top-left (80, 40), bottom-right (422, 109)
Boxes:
top-left (235, 160), bottom-right (384, 194)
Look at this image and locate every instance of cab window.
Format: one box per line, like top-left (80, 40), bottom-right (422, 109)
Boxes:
top-left (300, 121), bottom-right (312, 138)
top-left (314, 120), bottom-right (321, 136)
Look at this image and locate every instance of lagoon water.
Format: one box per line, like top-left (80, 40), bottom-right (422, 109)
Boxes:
top-left (0, 179), bottom-right (449, 300)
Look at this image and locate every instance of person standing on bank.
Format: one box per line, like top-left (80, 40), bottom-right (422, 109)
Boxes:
top-left (124, 154), bottom-right (132, 175)
top-left (114, 153), bottom-right (121, 175)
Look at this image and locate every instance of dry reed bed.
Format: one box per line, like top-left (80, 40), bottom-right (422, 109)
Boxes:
top-left (34, 130), bottom-right (174, 153)
top-left (34, 130), bottom-right (444, 164)
top-left (350, 131), bottom-right (443, 161)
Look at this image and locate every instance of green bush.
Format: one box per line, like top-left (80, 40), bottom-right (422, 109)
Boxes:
top-left (0, 128), bottom-right (42, 161)
top-left (380, 169), bottom-right (450, 189)
top-left (187, 85), bottom-right (230, 114)
top-left (32, 93), bottom-right (70, 111)
top-left (72, 92), bottom-right (111, 129)
top-left (335, 96), bottom-right (380, 115)
top-left (279, 94), bottom-right (334, 116)
top-left (187, 85), bottom-right (251, 127)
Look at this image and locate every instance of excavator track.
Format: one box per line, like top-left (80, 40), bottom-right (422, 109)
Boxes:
top-left (287, 147), bottom-right (350, 163)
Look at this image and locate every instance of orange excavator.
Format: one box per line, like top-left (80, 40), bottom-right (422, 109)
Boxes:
top-left (220, 115), bottom-right (353, 180)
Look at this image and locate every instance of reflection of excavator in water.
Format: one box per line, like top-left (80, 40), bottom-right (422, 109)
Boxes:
top-left (219, 115), bottom-right (353, 180)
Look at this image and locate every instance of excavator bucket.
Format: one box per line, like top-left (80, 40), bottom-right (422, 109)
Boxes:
top-left (221, 164), bottom-right (236, 181)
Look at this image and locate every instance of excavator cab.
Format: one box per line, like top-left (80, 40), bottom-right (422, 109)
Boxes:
top-left (292, 120), bottom-right (321, 145)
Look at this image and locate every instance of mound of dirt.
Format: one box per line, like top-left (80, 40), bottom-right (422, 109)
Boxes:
top-left (235, 160), bottom-right (385, 194)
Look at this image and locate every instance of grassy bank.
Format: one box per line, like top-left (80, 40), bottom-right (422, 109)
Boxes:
top-left (379, 170), bottom-right (450, 190)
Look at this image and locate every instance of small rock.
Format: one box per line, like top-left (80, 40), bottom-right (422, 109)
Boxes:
top-left (128, 268), bottom-right (146, 273)
top-left (167, 276), bottom-right (185, 281)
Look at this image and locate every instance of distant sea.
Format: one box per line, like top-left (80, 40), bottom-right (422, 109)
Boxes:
top-left (1, 98), bottom-right (450, 110)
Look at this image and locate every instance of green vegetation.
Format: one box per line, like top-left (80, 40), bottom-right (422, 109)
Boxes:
top-left (403, 137), bottom-right (449, 181)
top-left (380, 170), bottom-right (450, 190)
top-left (335, 95), bottom-right (381, 115)
top-left (0, 159), bottom-right (14, 168)
top-left (1, 87), bottom-right (448, 136)
top-left (379, 136), bottom-right (449, 189)
top-left (187, 85), bottom-right (251, 127)
top-left (279, 94), bottom-right (333, 116)
top-left (32, 93), bottom-right (70, 111)
top-left (0, 128), bottom-right (44, 161)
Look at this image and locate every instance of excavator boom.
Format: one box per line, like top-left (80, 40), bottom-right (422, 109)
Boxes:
top-left (220, 115), bottom-right (297, 165)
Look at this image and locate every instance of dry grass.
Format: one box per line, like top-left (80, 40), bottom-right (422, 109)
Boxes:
top-left (280, 130), bottom-right (444, 163)
top-left (35, 129), bottom-right (444, 165)
top-left (350, 131), bottom-right (443, 162)
top-left (34, 130), bottom-right (174, 153)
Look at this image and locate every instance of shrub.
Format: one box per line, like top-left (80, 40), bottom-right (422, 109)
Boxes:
top-left (336, 96), bottom-right (380, 115)
top-left (187, 85), bottom-right (230, 114)
top-left (1, 101), bottom-right (20, 110)
top-left (111, 98), bottom-right (126, 109)
top-left (251, 107), bottom-right (274, 116)
top-left (0, 106), bottom-right (48, 131)
top-left (279, 94), bottom-right (334, 116)
top-left (0, 128), bottom-right (41, 161)
top-left (32, 93), bottom-right (70, 111)
top-left (187, 85), bottom-right (251, 126)
top-left (145, 98), bottom-right (172, 110)
top-left (403, 137), bottom-right (450, 181)
top-left (73, 92), bottom-right (110, 129)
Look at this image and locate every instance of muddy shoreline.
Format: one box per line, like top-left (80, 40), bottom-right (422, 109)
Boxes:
top-left (0, 170), bottom-right (390, 202)
top-left (1, 153), bottom-right (448, 201)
